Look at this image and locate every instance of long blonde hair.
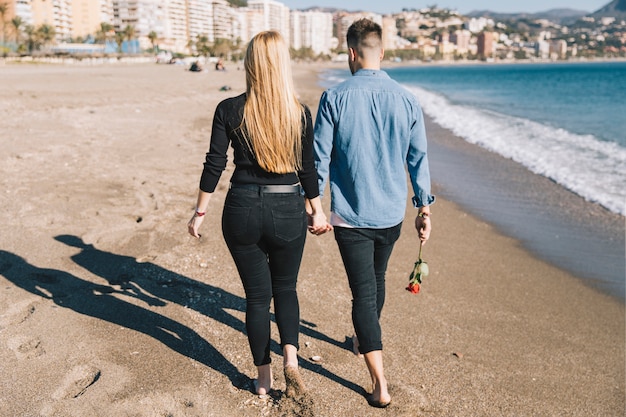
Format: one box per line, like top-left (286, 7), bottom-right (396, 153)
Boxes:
top-left (242, 31), bottom-right (304, 173)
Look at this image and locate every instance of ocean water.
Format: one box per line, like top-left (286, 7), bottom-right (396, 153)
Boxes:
top-left (321, 61), bottom-right (626, 216)
top-left (318, 62), bottom-right (625, 299)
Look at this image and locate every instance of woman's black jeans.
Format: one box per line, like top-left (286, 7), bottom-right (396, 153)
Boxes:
top-left (222, 185), bottom-right (307, 366)
top-left (334, 223), bottom-right (402, 354)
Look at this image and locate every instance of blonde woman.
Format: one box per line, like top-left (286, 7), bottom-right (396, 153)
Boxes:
top-left (188, 31), bottom-right (330, 397)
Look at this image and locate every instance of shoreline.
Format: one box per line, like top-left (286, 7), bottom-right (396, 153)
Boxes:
top-left (0, 62), bottom-right (623, 416)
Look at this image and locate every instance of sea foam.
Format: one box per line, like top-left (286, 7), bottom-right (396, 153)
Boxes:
top-left (407, 85), bottom-right (626, 216)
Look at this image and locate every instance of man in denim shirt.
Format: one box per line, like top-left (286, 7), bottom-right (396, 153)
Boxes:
top-left (314, 18), bottom-right (435, 408)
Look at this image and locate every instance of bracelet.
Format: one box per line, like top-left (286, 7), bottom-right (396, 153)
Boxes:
top-left (417, 212), bottom-right (430, 218)
top-left (195, 211), bottom-right (206, 217)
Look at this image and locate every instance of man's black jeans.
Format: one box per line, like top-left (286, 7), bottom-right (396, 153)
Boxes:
top-left (334, 223), bottom-right (402, 354)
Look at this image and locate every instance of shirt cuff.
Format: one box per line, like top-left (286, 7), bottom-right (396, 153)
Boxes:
top-left (412, 194), bottom-right (436, 208)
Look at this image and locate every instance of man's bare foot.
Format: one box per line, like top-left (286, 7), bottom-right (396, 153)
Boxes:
top-left (367, 378), bottom-right (391, 408)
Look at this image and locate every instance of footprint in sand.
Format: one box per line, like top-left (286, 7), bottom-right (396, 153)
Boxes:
top-left (6, 335), bottom-right (45, 359)
top-left (0, 299), bottom-right (38, 328)
top-left (52, 365), bottom-right (101, 399)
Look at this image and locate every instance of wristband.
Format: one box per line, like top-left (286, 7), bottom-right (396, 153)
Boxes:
top-left (417, 212), bottom-right (430, 218)
top-left (195, 210), bottom-right (206, 217)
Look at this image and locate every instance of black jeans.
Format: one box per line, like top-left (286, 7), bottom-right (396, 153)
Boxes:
top-left (334, 223), bottom-right (402, 354)
top-left (222, 186), bottom-right (307, 366)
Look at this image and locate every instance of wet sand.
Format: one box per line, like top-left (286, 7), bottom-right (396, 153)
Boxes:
top-left (0, 62), bottom-right (623, 416)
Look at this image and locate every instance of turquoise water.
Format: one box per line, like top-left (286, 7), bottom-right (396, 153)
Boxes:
top-left (322, 62), bottom-right (626, 215)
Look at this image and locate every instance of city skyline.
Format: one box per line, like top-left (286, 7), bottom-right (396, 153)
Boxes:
top-left (281, 0), bottom-right (610, 15)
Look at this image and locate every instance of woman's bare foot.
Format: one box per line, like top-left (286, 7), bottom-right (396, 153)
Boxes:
top-left (284, 365), bottom-right (307, 398)
top-left (254, 364), bottom-right (272, 396)
top-left (352, 334), bottom-right (364, 358)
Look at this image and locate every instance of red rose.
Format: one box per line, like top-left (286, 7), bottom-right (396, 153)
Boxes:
top-left (406, 282), bottom-right (420, 294)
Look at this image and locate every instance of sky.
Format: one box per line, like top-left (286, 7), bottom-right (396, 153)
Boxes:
top-left (280, 1), bottom-right (610, 15)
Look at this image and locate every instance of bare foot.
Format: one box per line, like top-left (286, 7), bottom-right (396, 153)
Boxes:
top-left (284, 365), bottom-right (307, 398)
top-left (254, 364), bottom-right (272, 396)
top-left (352, 335), bottom-right (364, 358)
top-left (368, 378), bottom-right (391, 407)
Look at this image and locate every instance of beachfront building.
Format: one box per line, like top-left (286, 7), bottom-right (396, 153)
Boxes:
top-left (187, 0), bottom-right (213, 47)
top-left (382, 16), bottom-right (399, 51)
top-left (237, 6), bottom-right (263, 43)
top-left (550, 39), bottom-right (567, 59)
top-left (112, 0), bottom-right (164, 52)
top-left (31, 0), bottom-right (73, 42)
top-left (247, 0), bottom-right (289, 44)
top-left (160, 0), bottom-right (186, 53)
top-left (71, 0), bottom-right (113, 39)
top-left (450, 29), bottom-right (471, 55)
top-left (213, 0), bottom-right (238, 42)
top-left (8, 0), bottom-right (34, 27)
top-left (290, 9), bottom-right (333, 55)
top-left (477, 31), bottom-right (495, 59)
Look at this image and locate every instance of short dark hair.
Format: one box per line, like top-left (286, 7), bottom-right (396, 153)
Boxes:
top-left (346, 19), bottom-right (382, 52)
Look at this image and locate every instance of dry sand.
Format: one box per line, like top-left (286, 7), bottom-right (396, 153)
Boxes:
top-left (0, 61), bottom-right (623, 416)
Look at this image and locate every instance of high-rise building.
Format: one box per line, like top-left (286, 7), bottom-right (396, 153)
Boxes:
top-left (247, 0), bottom-right (289, 43)
top-left (31, 0), bottom-right (72, 42)
top-left (187, 0), bottom-right (213, 45)
top-left (212, 0), bottom-right (236, 42)
top-left (2, 0), bottom-right (34, 26)
top-left (161, 0), bottom-right (186, 52)
top-left (239, 6), bottom-right (264, 43)
top-left (450, 29), bottom-right (471, 55)
top-left (381, 16), bottom-right (397, 51)
top-left (290, 10), bottom-right (333, 55)
top-left (112, 0), bottom-right (164, 50)
top-left (550, 39), bottom-right (567, 59)
top-left (71, 0), bottom-right (112, 39)
top-left (477, 31), bottom-right (494, 58)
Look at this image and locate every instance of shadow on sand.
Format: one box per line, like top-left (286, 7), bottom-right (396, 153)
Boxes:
top-left (0, 235), bottom-right (364, 396)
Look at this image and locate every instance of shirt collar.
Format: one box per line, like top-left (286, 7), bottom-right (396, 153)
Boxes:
top-left (353, 69), bottom-right (389, 78)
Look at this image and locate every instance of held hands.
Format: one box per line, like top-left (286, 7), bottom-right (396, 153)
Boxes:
top-left (415, 213), bottom-right (431, 242)
top-left (305, 197), bottom-right (332, 235)
top-left (307, 211), bottom-right (333, 235)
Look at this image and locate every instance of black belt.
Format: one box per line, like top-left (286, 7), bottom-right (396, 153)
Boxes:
top-left (229, 183), bottom-right (302, 194)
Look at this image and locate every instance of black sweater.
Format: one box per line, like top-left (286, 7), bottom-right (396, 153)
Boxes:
top-left (199, 93), bottom-right (319, 199)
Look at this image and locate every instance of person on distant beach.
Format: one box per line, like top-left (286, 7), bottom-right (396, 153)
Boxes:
top-left (215, 58), bottom-right (225, 71)
top-left (313, 18), bottom-right (434, 408)
top-left (189, 60), bottom-right (203, 72)
top-left (188, 30), bottom-right (331, 397)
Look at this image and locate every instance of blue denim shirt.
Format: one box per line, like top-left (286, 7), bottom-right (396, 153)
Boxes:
top-left (314, 69), bottom-right (435, 228)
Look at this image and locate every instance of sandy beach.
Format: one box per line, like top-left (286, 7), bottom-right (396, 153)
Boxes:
top-left (0, 61), bottom-right (623, 416)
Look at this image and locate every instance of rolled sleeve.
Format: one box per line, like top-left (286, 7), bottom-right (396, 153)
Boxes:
top-left (407, 104), bottom-right (435, 208)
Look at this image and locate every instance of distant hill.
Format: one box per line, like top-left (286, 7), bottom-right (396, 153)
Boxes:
top-left (466, 9), bottom-right (587, 24)
top-left (592, 0), bottom-right (626, 17)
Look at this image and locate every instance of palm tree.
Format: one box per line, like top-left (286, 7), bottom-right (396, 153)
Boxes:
top-left (95, 22), bottom-right (114, 45)
top-left (11, 16), bottom-right (23, 47)
top-left (123, 24), bottom-right (136, 53)
top-left (24, 24), bottom-right (36, 53)
top-left (36, 24), bottom-right (55, 50)
top-left (147, 30), bottom-right (158, 53)
top-left (196, 34), bottom-right (210, 57)
top-left (114, 31), bottom-right (125, 53)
